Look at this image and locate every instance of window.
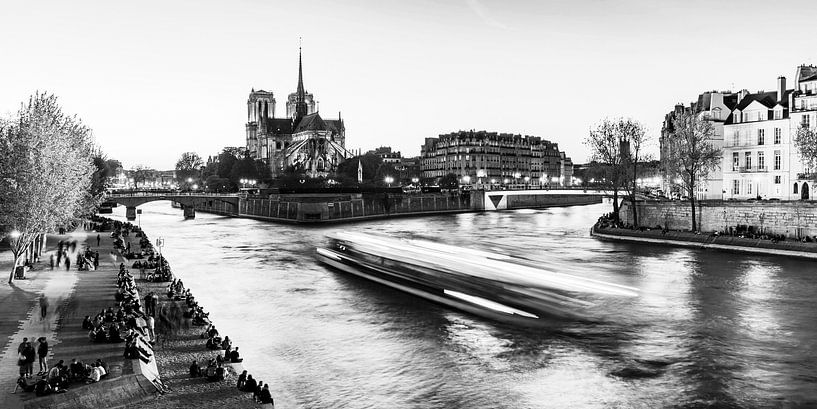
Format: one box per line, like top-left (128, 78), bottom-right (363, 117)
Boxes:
top-left (774, 150), bottom-right (781, 170)
top-left (747, 182), bottom-right (753, 195)
top-left (713, 109), bottom-right (721, 120)
top-left (794, 183), bottom-right (799, 194)
top-left (734, 111), bottom-right (741, 123)
top-left (732, 131), bottom-right (739, 146)
top-left (733, 180), bottom-right (740, 195)
top-left (774, 109), bottom-right (782, 120)
top-left (743, 113), bottom-right (749, 122)
top-left (757, 111), bottom-right (764, 121)
top-left (774, 128), bottom-right (781, 144)
top-left (745, 152), bottom-right (752, 170)
top-left (757, 129), bottom-right (765, 145)
top-left (732, 152), bottom-right (739, 170)
top-left (775, 175), bottom-right (781, 184)
top-left (758, 151), bottom-right (765, 170)
top-left (804, 115), bottom-right (811, 128)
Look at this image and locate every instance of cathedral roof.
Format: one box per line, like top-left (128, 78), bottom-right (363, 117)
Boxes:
top-left (294, 112), bottom-right (327, 132)
top-left (265, 118), bottom-right (294, 134)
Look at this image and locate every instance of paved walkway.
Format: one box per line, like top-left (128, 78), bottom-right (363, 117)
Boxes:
top-left (0, 230), bottom-right (135, 409)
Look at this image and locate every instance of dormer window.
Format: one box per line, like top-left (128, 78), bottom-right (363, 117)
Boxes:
top-left (774, 109), bottom-right (782, 120)
top-left (757, 111), bottom-right (763, 121)
top-left (734, 111), bottom-right (741, 123)
top-left (713, 108), bottom-right (721, 120)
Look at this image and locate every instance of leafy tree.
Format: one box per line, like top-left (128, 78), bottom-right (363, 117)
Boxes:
top-left (82, 152), bottom-right (119, 215)
top-left (0, 92), bottom-right (95, 283)
top-left (663, 111), bottom-right (721, 231)
top-left (439, 173), bottom-right (459, 189)
top-left (204, 175), bottom-right (230, 193)
top-left (216, 151), bottom-right (238, 180)
top-left (375, 163), bottom-right (398, 186)
top-left (794, 125), bottom-right (817, 174)
top-left (334, 154), bottom-right (382, 185)
top-left (585, 118), bottom-right (627, 221)
top-left (175, 151), bottom-right (203, 186)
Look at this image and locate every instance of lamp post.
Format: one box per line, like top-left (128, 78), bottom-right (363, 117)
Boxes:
top-left (384, 176), bottom-right (394, 187)
top-left (524, 176), bottom-right (530, 190)
top-left (513, 172), bottom-right (521, 189)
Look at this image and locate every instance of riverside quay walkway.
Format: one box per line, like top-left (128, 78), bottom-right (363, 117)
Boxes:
top-left (105, 188), bottom-right (606, 224)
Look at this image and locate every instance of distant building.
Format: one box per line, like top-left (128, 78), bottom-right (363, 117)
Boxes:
top-left (660, 91), bottom-right (739, 199)
top-left (396, 156), bottom-right (422, 183)
top-left (245, 47), bottom-right (350, 178)
top-left (367, 146), bottom-right (402, 165)
top-left (420, 130), bottom-right (573, 186)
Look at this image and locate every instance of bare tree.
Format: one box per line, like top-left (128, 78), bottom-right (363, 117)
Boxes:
top-left (618, 119), bottom-right (649, 227)
top-left (175, 151), bottom-right (203, 187)
top-left (793, 125), bottom-right (817, 174)
top-left (663, 111), bottom-right (721, 232)
top-left (584, 118), bottom-right (626, 221)
top-left (0, 92), bottom-right (95, 283)
top-left (131, 165), bottom-right (153, 189)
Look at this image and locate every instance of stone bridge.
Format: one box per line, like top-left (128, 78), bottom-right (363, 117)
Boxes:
top-left (104, 192), bottom-right (240, 220)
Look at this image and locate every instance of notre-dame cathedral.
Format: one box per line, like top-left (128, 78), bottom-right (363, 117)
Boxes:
top-left (245, 48), bottom-right (349, 178)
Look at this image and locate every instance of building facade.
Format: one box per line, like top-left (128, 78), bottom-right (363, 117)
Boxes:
top-left (664, 65), bottom-right (817, 201)
top-left (420, 130), bottom-right (573, 186)
top-left (661, 91), bottom-right (738, 199)
top-left (245, 48), bottom-right (350, 178)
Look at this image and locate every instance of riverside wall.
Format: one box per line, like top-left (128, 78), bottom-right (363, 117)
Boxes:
top-left (189, 190), bottom-right (603, 223)
top-left (233, 192), bottom-right (474, 223)
top-left (620, 200), bottom-right (817, 238)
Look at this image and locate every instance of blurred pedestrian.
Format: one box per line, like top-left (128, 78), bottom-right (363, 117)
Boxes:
top-left (40, 296), bottom-right (48, 321)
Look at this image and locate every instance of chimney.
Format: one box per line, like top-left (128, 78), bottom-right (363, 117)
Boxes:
top-left (738, 89), bottom-right (749, 103)
top-left (778, 76), bottom-right (787, 102)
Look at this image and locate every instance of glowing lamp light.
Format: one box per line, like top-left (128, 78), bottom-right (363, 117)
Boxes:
top-left (513, 172), bottom-right (521, 179)
top-left (462, 175), bottom-right (471, 183)
top-left (524, 176), bottom-right (530, 182)
top-left (9, 230), bottom-right (20, 239)
top-left (191, 184), bottom-right (198, 190)
top-left (503, 179), bottom-right (509, 184)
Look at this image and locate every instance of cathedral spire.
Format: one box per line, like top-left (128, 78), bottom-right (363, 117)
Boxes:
top-left (295, 39), bottom-right (308, 123)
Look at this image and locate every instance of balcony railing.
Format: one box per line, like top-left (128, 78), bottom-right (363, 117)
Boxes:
top-left (734, 166), bottom-right (768, 173)
top-left (797, 173), bottom-right (817, 180)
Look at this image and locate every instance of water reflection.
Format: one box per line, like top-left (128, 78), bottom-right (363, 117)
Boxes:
top-left (107, 201), bottom-right (817, 408)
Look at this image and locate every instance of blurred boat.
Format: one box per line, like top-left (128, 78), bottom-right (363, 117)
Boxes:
top-left (316, 232), bottom-right (637, 327)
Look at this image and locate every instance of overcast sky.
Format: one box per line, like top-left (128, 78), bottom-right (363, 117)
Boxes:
top-left (2, 0), bottom-right (816, 170)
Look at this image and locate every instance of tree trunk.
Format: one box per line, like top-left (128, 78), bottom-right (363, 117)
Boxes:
top-left (612, 189), bottom-right (620, 222)
top-left (690, 196), bottom-right (697, 232)
top-left (8, 252), bottom-right (20, 284)
top-left (631, 193), bottom-right (638, 227)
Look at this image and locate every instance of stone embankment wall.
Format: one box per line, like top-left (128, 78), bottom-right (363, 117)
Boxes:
top-left (620, 200), bottom-right (817, 238)
top-left (194, 193), bottom-right (473, 223)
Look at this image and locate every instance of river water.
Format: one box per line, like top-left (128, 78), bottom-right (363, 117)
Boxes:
top-left (108, 201), bottom-right (817, 408)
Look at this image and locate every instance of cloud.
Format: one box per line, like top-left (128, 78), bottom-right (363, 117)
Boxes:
top-left (466, 0), bottom-right (509, 30)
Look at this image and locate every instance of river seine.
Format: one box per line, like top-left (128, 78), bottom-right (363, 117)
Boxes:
top-left (110, 201), bottom-right (816, 408)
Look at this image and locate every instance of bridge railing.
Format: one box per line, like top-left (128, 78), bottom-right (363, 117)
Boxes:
top-left (106, 192), bottom-right (239, 198)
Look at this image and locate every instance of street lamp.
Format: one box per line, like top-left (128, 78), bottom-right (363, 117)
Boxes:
top-left (462, 175), bottom-right (471, 184)
top-left (524, 176), bottom-right (530, 190)
top-left (384, 176), bottom-right (394, 187)
top-left (191, 184), bottom-right (198, 190)
top-left (411, 177), bottom-right (419, 185)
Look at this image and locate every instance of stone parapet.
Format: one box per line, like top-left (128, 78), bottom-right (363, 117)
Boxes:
top-left (620, 200), bottom-right (817, 238)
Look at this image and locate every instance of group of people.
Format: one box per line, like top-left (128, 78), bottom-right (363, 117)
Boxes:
top-left (236, 370), bottom-right (274, 406)
top-left (15, 337), bottom-right (48, 378)
top-left (13, 336), bottom-right (109, 397)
